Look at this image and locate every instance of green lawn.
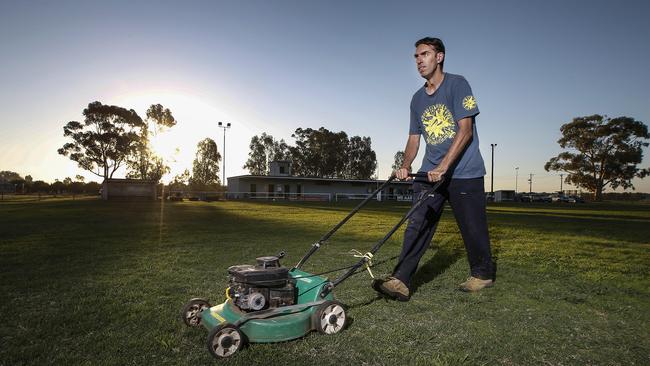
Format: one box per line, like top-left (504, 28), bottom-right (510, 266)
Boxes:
top-left (1, 198), bottom-right (648, 365)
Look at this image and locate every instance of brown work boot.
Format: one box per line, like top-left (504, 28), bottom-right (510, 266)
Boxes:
top-left (459, 276), bottom-right (494, 292)
top-left (372, 276), bottom-right (410, 301)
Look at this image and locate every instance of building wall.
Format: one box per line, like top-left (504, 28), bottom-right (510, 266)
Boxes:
top-left (102, 179), bottom-right (156, 200)
top-left (227, 176), bottom-right (411, 200)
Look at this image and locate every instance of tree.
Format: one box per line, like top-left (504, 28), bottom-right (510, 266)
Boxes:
top-left (345, 136), bottom-right (377, 179)
top-left (191, 138), bottom-right (221, 189)
top-left (70, 177), bottom-right (86, 198)
top-left (243, 133), bottom-right (291, 175)
top-left (84, 181), bottom-right (101, 195)
top-left (290, 127), bottom-right (349, 178)
top-left (127, 104), bottom-right (176, 182)
top-left (58, 101), bottom-right (145, 180)
top-left (169, 169), bottom-right (190, 191)
top-left (0, 171), bottom-right (22, 182)
top-left (32, 180), bottom-right (50, 193)
top-left (545, 115), bottom-right (649, 200)
top-left (392, 151), bottom-right (405, 171)
top-left (51, 180), bottom-right (65, 194)
top-left (127, 154), bottom-right (169, 182)
top-left (146, 104), bottom-right (177, 131)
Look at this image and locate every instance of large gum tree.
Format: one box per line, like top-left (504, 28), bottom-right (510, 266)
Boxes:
top-left (58, 101), bottom-right (145, 180)
top-left (545, 114), bottom-right (649, 200)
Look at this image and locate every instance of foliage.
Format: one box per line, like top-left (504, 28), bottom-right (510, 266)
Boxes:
top-left (58, 101), bottom-right (145, 179)
top-left (545, 115), bottom-right (649, 200)
top-left (345, 136), bottom-right (377, 179)
top-left (126, 152), bottom-right (170, 182)
top-left (243, 128), bottom-right (378, 179)
top-left (290, 127), bottom-right (349, 177)
top-left (392, 150), bottom-right (405, 171)
top-left (243, 133), bottom-right (291, 175)
top-left (31, 180), bottom-right (50, 193)
top-left (145, 104), bottom-right (176, 131)
top-left (168, 169), bottom-right (191, 191)
top-left (191, 138), bottom-right (221, 189)
top-left (51, 180), bottom-right (65, 193)
top-left (0, 170), bottom-right (22, 182)
top-left (286, 127), bottom-right (377, 179)
top-left (126, 104), bottom-right (176, 182)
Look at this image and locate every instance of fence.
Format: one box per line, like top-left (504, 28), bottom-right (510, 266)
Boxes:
top-left (334, 193), bottom-right (413, 202)
top-left (168, 191), bottom-right (332, 202)
top-left (224, 192), bottom-right (332, 202)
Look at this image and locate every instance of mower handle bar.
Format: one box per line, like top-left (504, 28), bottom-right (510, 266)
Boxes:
top-left (326, 176), bottom-right (446, 294)
top-left (293, 172), bottom-right (441, 271)
top-left (293, 174), bottom-right (396, 270)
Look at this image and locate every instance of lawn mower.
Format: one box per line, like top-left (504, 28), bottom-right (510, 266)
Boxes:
top-left (181, 173), bottom-right (443, 359)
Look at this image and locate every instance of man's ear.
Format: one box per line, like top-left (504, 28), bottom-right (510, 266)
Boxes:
top-left (436, 52), bottom-right (445, 64)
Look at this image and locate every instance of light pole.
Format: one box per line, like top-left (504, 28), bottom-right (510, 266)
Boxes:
top-left (218, 121), bottom-right (231, 187)
top-left (559, 173), bottom-right (564, 192)
top-left (515, 167), bottom-right (519, 193)
top-left (490, 143), bottom-right (497, 195)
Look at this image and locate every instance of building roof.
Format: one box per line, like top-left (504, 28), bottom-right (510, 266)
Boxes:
top-left (227, 175), bottom-right (411, 185)
top-left (102, 178), bottom-right (157, 184)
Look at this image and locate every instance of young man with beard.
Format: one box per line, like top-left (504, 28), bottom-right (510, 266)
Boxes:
top-left (374, 37), bottom-right (495, 301)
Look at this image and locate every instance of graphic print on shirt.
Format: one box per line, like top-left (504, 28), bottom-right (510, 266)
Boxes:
top-left (462, 95), bottom-right (477, 110)
top-left (422, 104), bottom-right (455, 144)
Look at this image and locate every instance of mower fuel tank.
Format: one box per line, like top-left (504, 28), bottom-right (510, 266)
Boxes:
top-left (227, 255), bottom-right (296, 311)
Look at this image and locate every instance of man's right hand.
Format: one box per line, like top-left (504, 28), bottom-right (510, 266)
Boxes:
top-left (394, 167), bottom-right (411, 180)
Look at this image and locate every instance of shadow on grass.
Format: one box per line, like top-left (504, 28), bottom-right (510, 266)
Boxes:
top-left (411, 245), bottom-right (465, 293)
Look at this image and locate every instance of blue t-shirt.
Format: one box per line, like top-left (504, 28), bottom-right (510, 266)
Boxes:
top-left (409, 73), bottom-right (486, 178)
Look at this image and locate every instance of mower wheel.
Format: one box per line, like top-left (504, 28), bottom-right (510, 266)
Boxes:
top-left (181, 298), bottom-right (211, 327)
top-left (206, 323), bottom-right (245, 358)
top-left (314, 300), bottom-right (348, 335)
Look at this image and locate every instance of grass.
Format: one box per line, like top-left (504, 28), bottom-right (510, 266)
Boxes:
top-left (0, 198), bottom-right (648, 365)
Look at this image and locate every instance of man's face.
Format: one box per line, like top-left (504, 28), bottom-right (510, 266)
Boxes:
top-left (414, 44), bottom-right (442, 78)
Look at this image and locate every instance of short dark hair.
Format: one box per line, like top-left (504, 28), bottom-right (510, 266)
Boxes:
top-left (415, 37), bottom-right (445, 54)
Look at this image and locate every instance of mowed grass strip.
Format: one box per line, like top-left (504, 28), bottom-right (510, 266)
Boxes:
top-left (0, 199), bottom-right (648, 365)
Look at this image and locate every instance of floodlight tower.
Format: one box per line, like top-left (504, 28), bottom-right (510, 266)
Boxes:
top-left (490, 143), bottom-right (497, 195)
top-left (218, 121), bottom-right (231, 187)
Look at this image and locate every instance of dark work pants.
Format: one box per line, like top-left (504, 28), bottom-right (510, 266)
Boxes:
top-left (393, 177), bottom-right (494, 287)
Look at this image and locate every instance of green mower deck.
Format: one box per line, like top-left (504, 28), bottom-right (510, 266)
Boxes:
top-left (200, 268), bottom-right (334, 342)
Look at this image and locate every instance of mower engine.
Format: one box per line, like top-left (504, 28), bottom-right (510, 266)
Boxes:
top-left (227, 254), bottom-right (296, 312)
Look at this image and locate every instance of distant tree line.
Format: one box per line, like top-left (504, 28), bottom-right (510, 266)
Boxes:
top-left (0, 171), bottom-right (101, 195)
top-left (243, 127), bottom-right (377, 179)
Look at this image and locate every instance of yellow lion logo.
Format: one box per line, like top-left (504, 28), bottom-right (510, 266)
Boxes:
top-left (421, 104), bottom-right (455, 144)
top-left (462, 95), bottom-right (477, 110)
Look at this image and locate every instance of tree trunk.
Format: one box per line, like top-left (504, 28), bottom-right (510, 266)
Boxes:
top-left (595, 184), bottom-right (603, 201)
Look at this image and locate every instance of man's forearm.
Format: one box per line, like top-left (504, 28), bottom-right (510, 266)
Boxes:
top-left (401, 135), bottom-right (420, 170)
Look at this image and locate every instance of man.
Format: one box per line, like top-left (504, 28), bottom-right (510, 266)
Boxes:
top-left (374, 37), bottom-right (495, 301)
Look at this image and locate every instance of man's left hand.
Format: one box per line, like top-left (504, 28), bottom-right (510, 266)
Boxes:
top-left (427, 166), bottom-right (447, 182)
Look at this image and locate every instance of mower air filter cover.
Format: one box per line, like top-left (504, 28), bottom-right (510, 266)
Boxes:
top-left (256, 256), bottom-right (281, 268)
top-left (227, 264), bottom-right (290, 287)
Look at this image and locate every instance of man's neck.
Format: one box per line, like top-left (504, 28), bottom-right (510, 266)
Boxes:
top-left (425, 70), bottom-right (445, 94)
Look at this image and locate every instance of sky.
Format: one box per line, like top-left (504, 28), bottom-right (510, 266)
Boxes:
top-left (1, 0), bottom-right (649, 193)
